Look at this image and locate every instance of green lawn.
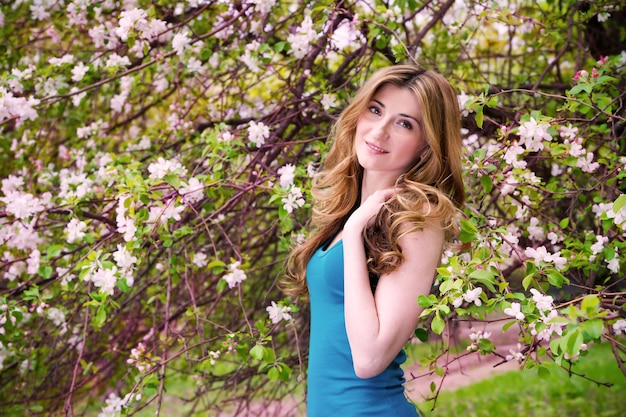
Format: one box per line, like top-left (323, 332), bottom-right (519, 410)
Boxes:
top-left (417, 342), bottom-right (625, 417)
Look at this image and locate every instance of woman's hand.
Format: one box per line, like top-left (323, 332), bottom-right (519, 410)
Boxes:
top-left (344, 188), bottom-right (396, 234)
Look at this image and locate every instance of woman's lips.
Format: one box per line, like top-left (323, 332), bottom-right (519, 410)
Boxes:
top-left (365, 141), bottom-right (388, 153)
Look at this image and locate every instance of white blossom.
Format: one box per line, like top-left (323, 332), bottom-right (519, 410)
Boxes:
top-left (605, 251), bottom-right (620, 274)
top-left (0, 190), bottom-right (48, 219)
top-left (530, 288), bottom-right (553, 311)
top-left (320, 94), bottom-right (338, 111)
top-left (148, 199), bottom-right (185, 224)
top-left (505, 343), bottom-right (525, 362)
top-left (0, 87), bottom-right (40, 123)
top-left (105, 53), bottom-right (131, 68)
top-left (457, 91), bottom-right (475, 116)
top-left (98, 392), bottom-right (130, 417)
top-left (222, 261), bottom-right (247, 289)
top-left (250, 0), bottom-right (276, 15)
top-left (172, 30), bottom-right (191, 56)
top-left (26, 249), bottom-right (40, 275)
top-left (613, 319), bottom-right (626, 335)
top-left (1, 175), bottom-right (24, 195)
top-left (147, 157), bottom-right (188, 179)
top-left (504, 302), bottom-right (525, 320)
top-left (466, 329), bottom-right (492, 351)
top-left (192, 252), bottom-right (208, 268)
top-left (180, 177), bottom-right (204, 204)
top-left (518, 117), bottom-right (552, 152)
top-left (247, 121), bottom-right (270, 147)
top-left (462, 287), bottom-right (483, 306)
top-left (88, 267), bottom-right (118, 296)
top-left (115, 8), bottom-right (147, 41)
top-left (71, 62), bottom-right (89, 82)
top-left (525, 246), bottom-right (567, 270)
top-left (113, 244), bottom-right (137, 270)
top-left (65, 218), bottom-right (87, 243)
top-left (281, 186), bottom-right (305, 213)
top-left (329, 18), bottom-right (364, 50)
top-left (527, 217), bottom-right (545, 241)
top-left (266, 301), bottom-right (292, 324)
top-left (277, 164), bottom-right (296, 188)
top-left (47, 307), bottom-right (68, 335)
top-left (287, 16), bottom-right (319, 59)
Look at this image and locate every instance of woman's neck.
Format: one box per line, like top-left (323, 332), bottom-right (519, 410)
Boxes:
top-left (360, 172), bottom-right (398, 204)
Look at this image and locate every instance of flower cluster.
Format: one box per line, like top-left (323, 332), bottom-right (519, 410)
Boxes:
top-left (466, 329), bottom-right (492, 352)
top-left (288, 16), bottom-right (319, 59)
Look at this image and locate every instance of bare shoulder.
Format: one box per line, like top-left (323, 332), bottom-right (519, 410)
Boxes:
top-left (398, 219), bottom-right (445, 253)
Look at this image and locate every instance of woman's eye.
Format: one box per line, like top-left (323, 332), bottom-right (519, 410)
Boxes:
top-left (399, 120), bottom-right (412, 129)
top-left (368, 105), bottom-right (380, 115)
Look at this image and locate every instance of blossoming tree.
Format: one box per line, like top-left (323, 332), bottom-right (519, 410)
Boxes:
top-left (0, 0), bottom-right (624, 415)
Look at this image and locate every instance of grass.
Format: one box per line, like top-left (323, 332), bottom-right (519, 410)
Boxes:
top-left (417, 342), bottom-right (625, 417)
top-left (77, 342), bottom-right (623, 416)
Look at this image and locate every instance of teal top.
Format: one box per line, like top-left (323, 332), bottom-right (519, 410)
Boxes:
top-left (306, 240), bottom-right (419, 417)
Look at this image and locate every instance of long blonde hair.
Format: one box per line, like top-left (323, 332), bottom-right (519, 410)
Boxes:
top-left (283, 65), bottom-right (465, 297)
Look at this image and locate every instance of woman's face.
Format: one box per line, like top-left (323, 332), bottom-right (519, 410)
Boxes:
top-left (354, 83), bottom-right (426, 182)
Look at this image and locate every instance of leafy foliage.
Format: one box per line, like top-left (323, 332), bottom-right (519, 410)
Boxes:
top-left (0, 0), bottom-right (624, 415)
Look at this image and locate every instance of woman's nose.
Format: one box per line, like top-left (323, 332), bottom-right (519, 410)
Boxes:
top-left (371, 120), bottom-right (390, 140)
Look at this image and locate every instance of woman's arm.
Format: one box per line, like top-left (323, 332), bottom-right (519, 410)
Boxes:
top-left (342, 190), bottom-right (444, 379)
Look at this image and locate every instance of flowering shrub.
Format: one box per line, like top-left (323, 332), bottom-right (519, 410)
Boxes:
top-left (0, 0), bottom-right (624, 415)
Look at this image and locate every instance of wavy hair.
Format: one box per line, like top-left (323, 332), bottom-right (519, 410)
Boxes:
top-left (282, 65), bottom-right (465, 298)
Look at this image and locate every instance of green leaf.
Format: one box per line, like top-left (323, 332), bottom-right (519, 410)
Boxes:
top-left (431, 312), bottom-right (445, 335)
top-left (268, 366), bottom-right (279, 382)
top-left (479, 174), bottom-right (493, 193)
top-left (502, 320), bottom-right (517, 332)
top-left (93, 305), bottom-right (107, 328)
top-left (547, 270), bottom-right (568, 288)
top-left (250, 344), bottom-right (265, 361)
top-left (537, 365), bottom-right (551, 379)
top-left (38, 265), bottom-right (53, 279)
top-left (459, 219), bottom-right (479, 243)
top-left (417, 294), bottom-right (435, 307)
top-left (474, 106), bottom-right (484, 128)
top-left (522, 273), bottom-right (534, 290)
top-left (582, 319), bottom-right (603, 339)
top-left (559, 218), bottom-right (569, 229)
top-left (468, 269), bottom-right (496, 292)
top-left (477, 338), bottom-right (495, 353)
top-left (581, 294), bottom-right (599, 314)
top-left (568, 83), bottom-right (592, 95)
top-left (613, 194), bottom-right (626, 212)
top-left (208, 260), bottom-right (227, 274)
top-left (414, 328), bottom-right (429, 342)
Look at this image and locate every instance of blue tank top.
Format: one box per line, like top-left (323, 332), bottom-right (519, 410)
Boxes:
top-left (306, 240), bottom-right (419, 417)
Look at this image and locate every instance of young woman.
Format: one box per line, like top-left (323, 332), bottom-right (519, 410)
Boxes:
top-left (284, 65), bottom-right (465, 416)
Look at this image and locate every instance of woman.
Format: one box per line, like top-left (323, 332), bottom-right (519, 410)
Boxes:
top-left (284, 65), bottom-right (465, 416)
